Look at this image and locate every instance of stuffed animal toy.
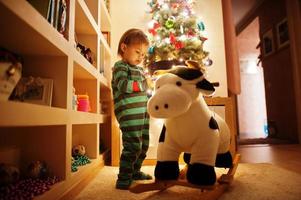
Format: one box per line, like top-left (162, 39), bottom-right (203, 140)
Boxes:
top-left (26, 160), bottom-right (49, 179)
top-left (72, 144), bottom-right (86, 156)
top-left (147, 63), bottom-right (233, 186)
top-left (0, 163), bottom-right (20, 186)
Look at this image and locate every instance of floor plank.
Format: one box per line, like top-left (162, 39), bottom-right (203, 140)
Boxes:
top-left (238, 144), bottom-right (301, 174)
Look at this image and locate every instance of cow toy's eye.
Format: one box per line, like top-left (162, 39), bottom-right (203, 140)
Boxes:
top-left (176, 81), bottom-right (182, 86)
top-left (157, 86), bottom-right (160, 89)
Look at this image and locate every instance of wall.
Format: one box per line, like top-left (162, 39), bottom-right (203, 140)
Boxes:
top-left (111, 0), bottom-right (228, 97)
top-left (259, 0), bottom-right (298, 141)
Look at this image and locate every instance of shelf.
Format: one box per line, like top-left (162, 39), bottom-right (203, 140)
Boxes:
top-left (84, 0), bottom-right (99, 24)
top-left (0, 101), bottom-right (68, 127)
top-left (22, 55), bottom-right (69, 109)
top-left (35, 181), bottom-right (65, 200)
top-left (0, 0), bottom-right (70, 56)
top-left (99, 73), bottom-right (109, 89)
top-left (72, 124), bottom-right (98, 158)
top-left (0, 126), bottom-right (67, 179)
top-left (71, 158), bottom-right (101, 176)
top-left (99, 33), bottom-right (112, 57)
top-left (71, 111), bottom-right (105, 124)
top-left (100, 0), bottom-right (111, 32)
top-left (75, 0), bottom-right (98, 35)
top-left (0, 0), bottom-right (114, 198)
top-left (73, 52), bottom-right (100, 79)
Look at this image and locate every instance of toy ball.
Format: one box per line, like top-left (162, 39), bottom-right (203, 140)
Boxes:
top-left (72, 144), bottom-right (86, 156)
top-left (0, 163), bottom-right (20, 186)
top-left (26, 160), bottom-right (49, 179)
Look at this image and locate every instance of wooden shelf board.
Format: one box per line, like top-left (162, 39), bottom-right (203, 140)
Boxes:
top-left (75, 0), bottom-right (98, 35)
top-left (99, 33), bottom-right (112, 57)
top-left (70, 158), bottom-right (103, 179)
top-left (35, 181), bottom-right (66, 200)
top-left (0, 101), bottom-right (68, 127)
top-left (99, 74), bottom-right (109, 89)
top-left (73, 49), bottom-right (100, 79)
top-left (84, 0), bottom-right (99, 24)
top-left (100, 0), bottom-right (111, 32)
top-left (0, 0), bottom-right (69, 56)
top-left (70, 111), bottom-right (105, 124)
top-left (36, 157), bottom-right (104, 200)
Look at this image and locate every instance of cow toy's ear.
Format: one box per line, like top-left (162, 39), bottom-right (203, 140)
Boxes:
top-left (196, 79), bottom-right (215, 96)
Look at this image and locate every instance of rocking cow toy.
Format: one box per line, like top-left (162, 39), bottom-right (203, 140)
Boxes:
top-left (130, 62), bottom-right (240, 198)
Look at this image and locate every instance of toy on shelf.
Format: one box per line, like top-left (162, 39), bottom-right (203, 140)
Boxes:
top-left (0, 48), bottom-right (22, 101)
top-left (71, 145), bottom-right (91, 172)
top-left (26, 160), bottom-right (50, 180)
top-left (76, 42), bottom-right (94, 64)
top-left (77, 94), bottom-right (91, 112)
top-left (0, 161), bottom-right (59, 200)
top-left (72, 144), bottom-right (86, 157)
top-left (0, 163), bottom-right (20, 187)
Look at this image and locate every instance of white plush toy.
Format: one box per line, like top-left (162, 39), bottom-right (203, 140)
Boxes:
top-left (147, 64), bottom-right (233, 186)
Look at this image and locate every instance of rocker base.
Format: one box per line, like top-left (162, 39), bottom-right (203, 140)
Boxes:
top-left (129, 154), bottom-right (240, 198)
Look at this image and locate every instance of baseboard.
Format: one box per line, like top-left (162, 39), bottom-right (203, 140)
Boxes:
top-left (238, 137), bottom-right (295, 145)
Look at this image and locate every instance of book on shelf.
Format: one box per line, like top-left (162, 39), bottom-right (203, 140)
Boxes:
top-left (27, 0), bottom-right (67, 37)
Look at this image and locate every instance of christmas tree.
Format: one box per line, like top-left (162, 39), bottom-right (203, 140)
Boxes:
top-left (145, 0), bottom-right (212, 73)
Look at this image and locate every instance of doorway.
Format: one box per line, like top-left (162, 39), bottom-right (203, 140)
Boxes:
top-left (236, 17), bottom-right (268, 142)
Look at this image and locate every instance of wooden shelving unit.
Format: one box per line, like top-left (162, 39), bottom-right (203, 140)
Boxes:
top-left (0, 0), bottom-right (113, 199)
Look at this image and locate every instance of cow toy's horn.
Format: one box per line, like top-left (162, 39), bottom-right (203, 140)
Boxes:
top-left (185, 60), bottom-right (206, 72)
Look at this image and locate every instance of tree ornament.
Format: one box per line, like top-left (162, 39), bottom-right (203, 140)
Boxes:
top-left (153, 22), bottom-right (160, 29)
top-left (197, 21), bottom-right (205, 31)
top-left (204, 58), bottom-right (213, 66)
top-left (175, 41), bottom-right (184, 49)
top-left (165, 18), bottom-right (175, 29)
top-left (169, 33), bottom-right (176, 44)
top-left (148, 46), bottom-right (155, 54)
top-left (187, 29), bottom-right (195, 38)
top-left (148, 28), bottom-right (157, 36)
top-left (200, 36), bottom-right (208, 41)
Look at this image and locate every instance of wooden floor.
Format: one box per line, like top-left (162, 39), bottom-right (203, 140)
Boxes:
top-left (238, 144), bottom-right (301, 174)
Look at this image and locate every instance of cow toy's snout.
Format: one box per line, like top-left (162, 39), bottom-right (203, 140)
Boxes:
top-left (154, 103), bottom-right (169, 110)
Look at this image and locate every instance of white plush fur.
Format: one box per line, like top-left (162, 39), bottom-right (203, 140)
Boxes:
top-left (147, 72), bottom-right (230, 166)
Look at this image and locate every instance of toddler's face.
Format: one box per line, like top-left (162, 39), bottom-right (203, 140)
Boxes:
top-left (122, 43), bottom-right (148, 66)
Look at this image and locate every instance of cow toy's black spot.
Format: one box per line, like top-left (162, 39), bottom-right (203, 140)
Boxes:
top-left (209, 117), bottom-right (219, 130)
top-left (159, 125), bottom-right (166, 142)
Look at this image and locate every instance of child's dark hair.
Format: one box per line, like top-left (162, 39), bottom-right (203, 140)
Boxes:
top-left (118, 28), bottom-right (149, 56)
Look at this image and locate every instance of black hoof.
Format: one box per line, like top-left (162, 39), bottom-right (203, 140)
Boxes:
top-left (186, 163), bottom-right (216, 185)
top-left (155, 161), bottom-right (179, 180)
top-left (215, 151), bottom-right (233, 168)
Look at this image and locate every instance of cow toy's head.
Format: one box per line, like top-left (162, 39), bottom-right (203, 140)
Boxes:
top-left (147, 66), bottom-right (215, 118)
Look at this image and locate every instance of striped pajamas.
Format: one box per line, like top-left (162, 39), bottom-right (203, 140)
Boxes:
top-left (112, 60), bottom-right (150, 181)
